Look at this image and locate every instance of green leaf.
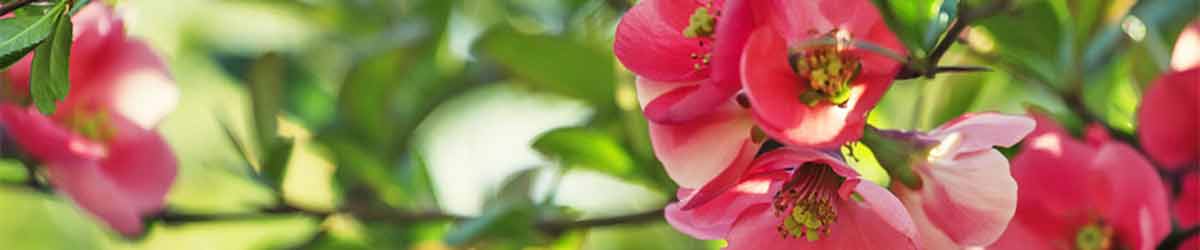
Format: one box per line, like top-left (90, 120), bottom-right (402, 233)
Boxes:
top-left (532, 127), bottom-right (637, 181)
top-left (972, 0), bottom-right (1069, 84)
top-left (247, 53), bottom-right (285, 153)
top-left (0, 5), bottom-right (59, 70)
top-left (871, 0), bottom-right (957, 57)
top-left (476, 26), bottom-right (617, 115)
top-left (0, 188), bottom-right (106, 250)
top-left (29, 1), bottom-right (71, 115)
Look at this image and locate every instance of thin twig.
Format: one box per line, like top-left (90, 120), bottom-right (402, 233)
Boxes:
top-left (537, 209), bottom-right (664, 234)
top-left (0, 0), bottom-right (39, 17)
top-left (151, 203), bottom-right (665, 234)
top-left (896, 65), bottom-right (993, 80)
top-left (1158, 225), bottom-right (1200, 250)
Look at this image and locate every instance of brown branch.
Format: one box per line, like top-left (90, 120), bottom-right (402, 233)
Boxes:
top-left (0, 0), bottom-right (38, 17)
top-left (537, 209), bottom-right (664, 234)
top-left (152, 204), bottom-right (664, 234)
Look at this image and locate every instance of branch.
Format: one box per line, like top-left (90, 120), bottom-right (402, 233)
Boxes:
top-left (537, 209), bottom-right (664, 234)
top-left (900, 0), bottom-right (1013, 79)
top-left (896, 65), bottom-right (992, 80)
top-left (1158, 225), bottom-right (1200, 250)
top-left (0, 0), bottom-right (38, 17)
top-left (151, 203), bottom-right (665, 234)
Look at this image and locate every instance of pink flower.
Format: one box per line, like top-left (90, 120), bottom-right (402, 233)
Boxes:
top-left (990, 114), bottom-right (1171, 250)
top-left (636, 77), bottom-right (761, 199)
top-left (615, 0), bottom-right (758, 123)
top-left (887, 113), bottom-right (1034, 248)
top-left (665, 148), bottom-right (920, 250)
top-left (5, 4), bottom-right (178, 128)
top-left (740, 0), bottom-right (906, 148)
top-left (0, 4), bottom-right (178, 236)
top-left (1137, 20), bottom-right (1200, 170)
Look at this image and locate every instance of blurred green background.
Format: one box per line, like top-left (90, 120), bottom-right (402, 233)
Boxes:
top-left (0, 0), bottom-right (1195, 249)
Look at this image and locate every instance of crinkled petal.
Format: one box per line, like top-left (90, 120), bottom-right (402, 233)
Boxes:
top-left (1137, 68), bottom-right (1199, 168)
top-left (930, 112), bottom-right (1035, 156)
top-left (614, 0), bottom-right (709, 82)
top-left (1090, 143), bottom-right (1171, 250)
top-left (911, 150), bottom-right (1017, 246)
top-left (666, 173), bottom-right (780, 239)
top-left (636, 78), bottom-right (760, 189)
top-left (1006, 128), bottom-right (1096, 242)
top-left (741, 28), bottom-right (886, 148)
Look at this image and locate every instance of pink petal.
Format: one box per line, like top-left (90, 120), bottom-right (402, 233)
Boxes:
top-left (1177, 172), bottom-right (1200, 227)
top-left (741, 28), bottom-right (886, 148)
top-left (68, 38), bottom-right (178, 128)
top-left (0, 105), bottom-right (104, 162)
top-left (43, 114), bottom-right (175, 237)
top-left (910, 149), bottom-right (1018, 246)
top-left (748, 148), bottom-right (863, 193)
top-left (1137, 68), bottom-right (1200, 168)
top-left (1090, 143), bottom-right (1171, 250)
top-left (666, 173), bottom-right (781, 239)
top-left (613, 0), bottom-right (709, 82)
top-left (1172, 20), bottom-right (1200, 70)
top-left (1006, 130), bottom-right (1096, 242)
top-left (636, 79), bottom-right (760, 189)
top-left (761, 0), bottom-right (829, 43)
top-left (723, 182), bottom-right (919, 250)
top-left (642, 80), bottom-right (740, 124)
top-left (1176, 172), bottom-right (1200, 250)
top-left (0, 105), bottom-right (176, 236)
top-left (987, 222), bottom-right (1063, 250)
top-left (44, 160), bottom-right (146, 235)
top-left (929, 112), bottom-right (1035, 157)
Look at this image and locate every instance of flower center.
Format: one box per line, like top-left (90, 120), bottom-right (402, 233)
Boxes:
top-left (683, 7), bottom-right (716, 38)
top-left (789, 34), bottom-right (861, 107)
top-left (1075, 223), bottom-right (1114, 250)
top-left (683, 2), bottom-right (719, 71)
top-left (61, 109), bottom-right (115, 142)
top-left (773, 162), bottom-right (844, 241)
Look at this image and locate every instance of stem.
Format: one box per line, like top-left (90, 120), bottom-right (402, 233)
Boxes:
top-left (151, 204), bottom-right (665, 234)
top-left (1158, 225), bottom-right (1200, 250)
top-left (925, 19), bottom-right (969, 76)
top-left (0, 0), bottom-right (38, 17)
top-left (537, 208), bottom-right (663, 233)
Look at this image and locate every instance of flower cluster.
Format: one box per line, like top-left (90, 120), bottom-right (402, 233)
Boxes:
top-left (0, 4), bottom-right (179, 236)
top-left (615, 0), bottom-right (1196, 249)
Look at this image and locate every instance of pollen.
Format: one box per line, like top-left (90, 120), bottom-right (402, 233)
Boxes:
top-left (774, 163), bottom-right (844, 241)
top-left (61, 109), bottom-right (116, 142)
top-left (789, 38), bottom-right (861, 107)
top-left (1075, 223), bottom-right (1114, 250)
top-left (683, 7), bottom-right (716, 38)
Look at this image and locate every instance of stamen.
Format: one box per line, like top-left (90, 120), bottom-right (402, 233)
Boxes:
top-left (61, 109), bottom-right (115, 141)
top-left (1075, 223), bottom-right (1114, 250)
top-left (788, 34), bottom-right (861, 107)
top-left (773, 163), bottom-right (844, 241)
top-left (683, 7), bottom-right (716, 38)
